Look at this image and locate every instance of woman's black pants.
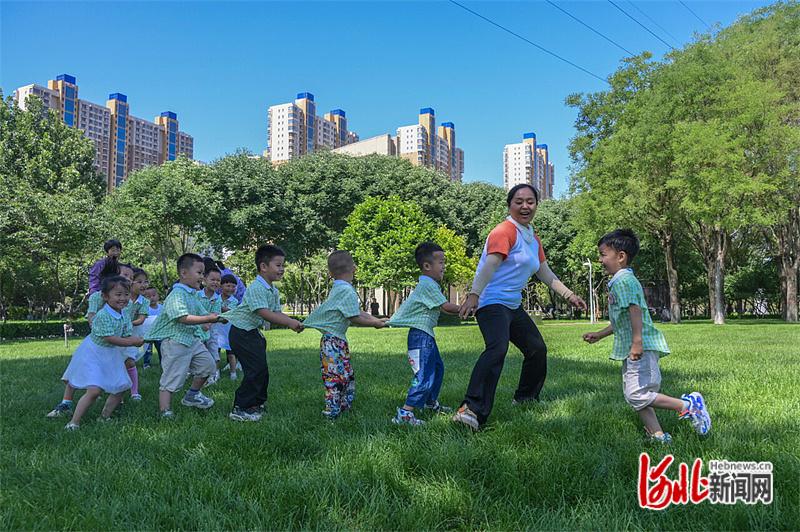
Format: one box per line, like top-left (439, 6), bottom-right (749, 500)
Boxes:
top-left (463, 304), bottom-right (548, 425)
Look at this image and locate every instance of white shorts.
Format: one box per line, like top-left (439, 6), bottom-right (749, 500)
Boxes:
top-left (621, 351), bottom-right (662, 410)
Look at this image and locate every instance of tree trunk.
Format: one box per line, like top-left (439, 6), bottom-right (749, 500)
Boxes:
top-left (710, 229), bottom-right (727, 325)
top-left (658, 231), bottom-right (682, 324)
top-left (159, 241), bottom-right (169, 291)
top-left (782, 258), bottom-right (799, 322)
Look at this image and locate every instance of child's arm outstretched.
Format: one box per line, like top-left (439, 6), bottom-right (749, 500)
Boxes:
top-left (627, 304), bottom-right (644, 360)
top-left (583, 324), bottom-right (614, 344)
top-left (440, 302), bottom-right (461, 315)
top-left (257, 308), bottom-right (304, 333)
top-left (178, 313), bottom-right (219, 325)
top-left (132, 314), bottom-right (147, 326)
top-left (350, 312), bottom-right (387, 329)
top-left (105, 335), bottom-right (145, 348)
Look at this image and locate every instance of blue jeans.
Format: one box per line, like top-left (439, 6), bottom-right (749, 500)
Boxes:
top-left (143, 341), bottom-right (161, 366)
top-left (404, 328), bottom-right (444, 408)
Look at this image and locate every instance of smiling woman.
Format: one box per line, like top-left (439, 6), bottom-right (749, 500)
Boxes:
top-left (453, 184), bottom-right (587, 430)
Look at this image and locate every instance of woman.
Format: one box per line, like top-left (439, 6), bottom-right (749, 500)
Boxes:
top-left (453, 184), bottom-right (587, 430)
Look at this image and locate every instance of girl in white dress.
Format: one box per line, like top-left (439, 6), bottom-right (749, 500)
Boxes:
top-left (62, 276), bottom-right (144, 430)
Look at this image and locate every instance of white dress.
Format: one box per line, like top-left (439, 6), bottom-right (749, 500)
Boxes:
top-left (61, 306), bottom-right (132, 393)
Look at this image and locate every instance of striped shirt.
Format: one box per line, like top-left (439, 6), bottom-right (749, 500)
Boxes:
top-left (221, 276), bottom-right (281, 332)
top-left (144, 283), bottom-right (205, 347)
top-left (608, 269), bottom-right (670, 360)
top-left (90, 305), bottom-right (132, 347)
top-left (387, 276), bottom-right (448, 337)
top-left (302, 280), bottom-right (361, 341)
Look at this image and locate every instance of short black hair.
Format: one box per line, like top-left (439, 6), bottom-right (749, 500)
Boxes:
top-left (255, 245), bottom-right (285, 270)
top-left (506, 183), bottom-right (539, 205)
top-left (104, 239), bottom-right (122, 252)
top-left (177, 253), bottom-right (204, 273)
top-left (118, 262), bottom-right (134, 275)
top-left (101, 275), bottom-right (130, 295)
top-left (202, 257), bottom-right (217, 273)
top-left (415, 242), bottom-right (444, 269)
top-left (221, 274), bottom-right (237, 285)
top-left (144, 285), bottom-right (158, 293)
top-left (327, 250), bottom-right (354, 276)
top-left (598, 229), bottom-right (640, 264)
top-left (99, 257), bottom-right (121, 281)
top-left (205, 266), bottom-right (221, 277)
top-left (132, 267), bottom-right (148, 280)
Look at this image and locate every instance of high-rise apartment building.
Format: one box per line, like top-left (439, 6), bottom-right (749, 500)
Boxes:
top-left (266, 92), bottom-right (358, 163)
top-left (14, 74), bottom-right (194, 191)
top-left (503, 132), bottom-right (554, 198)
top-left (396, 108), bottom-right (463, 181)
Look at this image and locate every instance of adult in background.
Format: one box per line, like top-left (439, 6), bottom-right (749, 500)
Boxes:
top-left (88, 239), bottom-right (122, 295)
top-left (453, 184), bottom-right (587, 430)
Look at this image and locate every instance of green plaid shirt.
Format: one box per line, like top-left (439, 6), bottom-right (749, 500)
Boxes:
top-left (221, 276), bottom-right (281, 332)
top-left (86, 290), bottom-right (104, 318)
top-left (195, 289), bottom-right (222, 341)
top-left (302, 280), bottom-right (361, 341)
top-left (221, 295), bottom-right (239, 313)
top-left (608, 269), bottom-right (670, 360)
top-left (90, 305), bottom-right (132, 347)
top-left (145, 283), bottom-right (205, 346)
top-left (387, 276), bottom-right (448, 338)
top-left (127, 295), bottom-right (150, 323)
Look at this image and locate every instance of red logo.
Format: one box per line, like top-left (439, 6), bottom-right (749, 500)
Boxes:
top-left (638, 453), bottom-right (710, 510)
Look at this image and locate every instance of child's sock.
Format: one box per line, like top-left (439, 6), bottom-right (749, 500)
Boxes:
top-left (185, 388), bottom-right (199, 397)
top-left (127, 366), bottom-right (139, 395)
top-left (60, 399), bottom-right (73, 406)
top-left (680, 399), bottom-right (691, 412)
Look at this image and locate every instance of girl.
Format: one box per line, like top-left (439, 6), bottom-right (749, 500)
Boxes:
top-left (62, 276), bottom-right (144, 430)
top-left (124, 267), bottom-right (150, 401)
top-left (47, 259), bottom-right (128, 418)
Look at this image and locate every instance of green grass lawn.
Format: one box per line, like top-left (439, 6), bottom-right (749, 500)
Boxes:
top-left (1, 321), bottom-right (798, 530)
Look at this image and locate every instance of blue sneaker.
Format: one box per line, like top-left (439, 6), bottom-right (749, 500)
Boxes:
top-left (650, 432), bottom-right (672, 444)
top-left (680, 392), bottom-right (711, 435)
top-left (392, 408), bottom-right (425, 426)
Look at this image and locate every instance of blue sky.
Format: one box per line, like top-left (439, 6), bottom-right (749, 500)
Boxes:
top-left (1, 1), bottom-right (772, 196)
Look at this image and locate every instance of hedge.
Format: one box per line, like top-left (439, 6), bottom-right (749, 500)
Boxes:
top-left (1, 320), bottom-right (90, 340)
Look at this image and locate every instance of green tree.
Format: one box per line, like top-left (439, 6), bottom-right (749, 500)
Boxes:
top-left (0, 92), bottom-right (105, 317)
top-left (103, 157), bottom-right (215, 288)
top-left (339, 196), bottom-right (435, 311)
top-left (433, 226), bottom-right (476, 288)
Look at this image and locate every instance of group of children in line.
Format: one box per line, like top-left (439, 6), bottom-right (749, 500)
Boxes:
top-left (48, 231), bottom-right (710, 442)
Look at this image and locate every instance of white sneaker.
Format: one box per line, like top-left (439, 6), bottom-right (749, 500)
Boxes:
top-left (680, 392), bottom-right (711, 435)
top-left (64, 422), bottom-right (80, 431)
top-left (230, 372), bottom-right (237, 380)
top-left (181, 392), bottom-right (214, 409)
top-left (131, 393), bottom-right (142, 401)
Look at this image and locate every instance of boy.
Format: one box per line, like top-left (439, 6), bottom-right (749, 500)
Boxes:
top-left (145, 253), bottom-right (220, 418)
top-left (218, 274), bottom-right (240, 380)
top-left (303, 250), bottom-right (387, 420)
top-left (196, 266), bottom-right (223, 385)
top-left (582, 229), bottom-right (711, 442)
top-left (142, 286), bottom-right (163, 368)
top-left (387, 243), bottom-right (461, 425)
top-left (89, 239), bottom-right (122, 295)
top-left (221, 245), bottom-right (303, 422)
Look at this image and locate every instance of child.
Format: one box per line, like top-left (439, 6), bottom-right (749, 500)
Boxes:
top-left (221, 245), bottom-right (303, 422)
top-left (217, 274), bottom-right (240, 380)
top-left (145, 253), bottom-right (221, 419)
top-left (88, 239), bottom-right (122, 295)
top-left (196, 265), bottom-right (223, 385)
top-left (302, 250), bottom-right (386, 420)
top-left (141, 286), bottom-right (163, 368)
top-left (386, 242), bottom-right (461, 425)
top-left (582, 229), bottom-right (711, 442)
top-left (46, 260), bottom-right (131, 418)
top-left (61, 276), bottom-right (144, 430)
top-left (123, 267), bottom-right (150, 400)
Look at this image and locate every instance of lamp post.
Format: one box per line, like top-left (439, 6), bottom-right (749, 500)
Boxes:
top-left (583, 259), bottom-right (595, 324)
